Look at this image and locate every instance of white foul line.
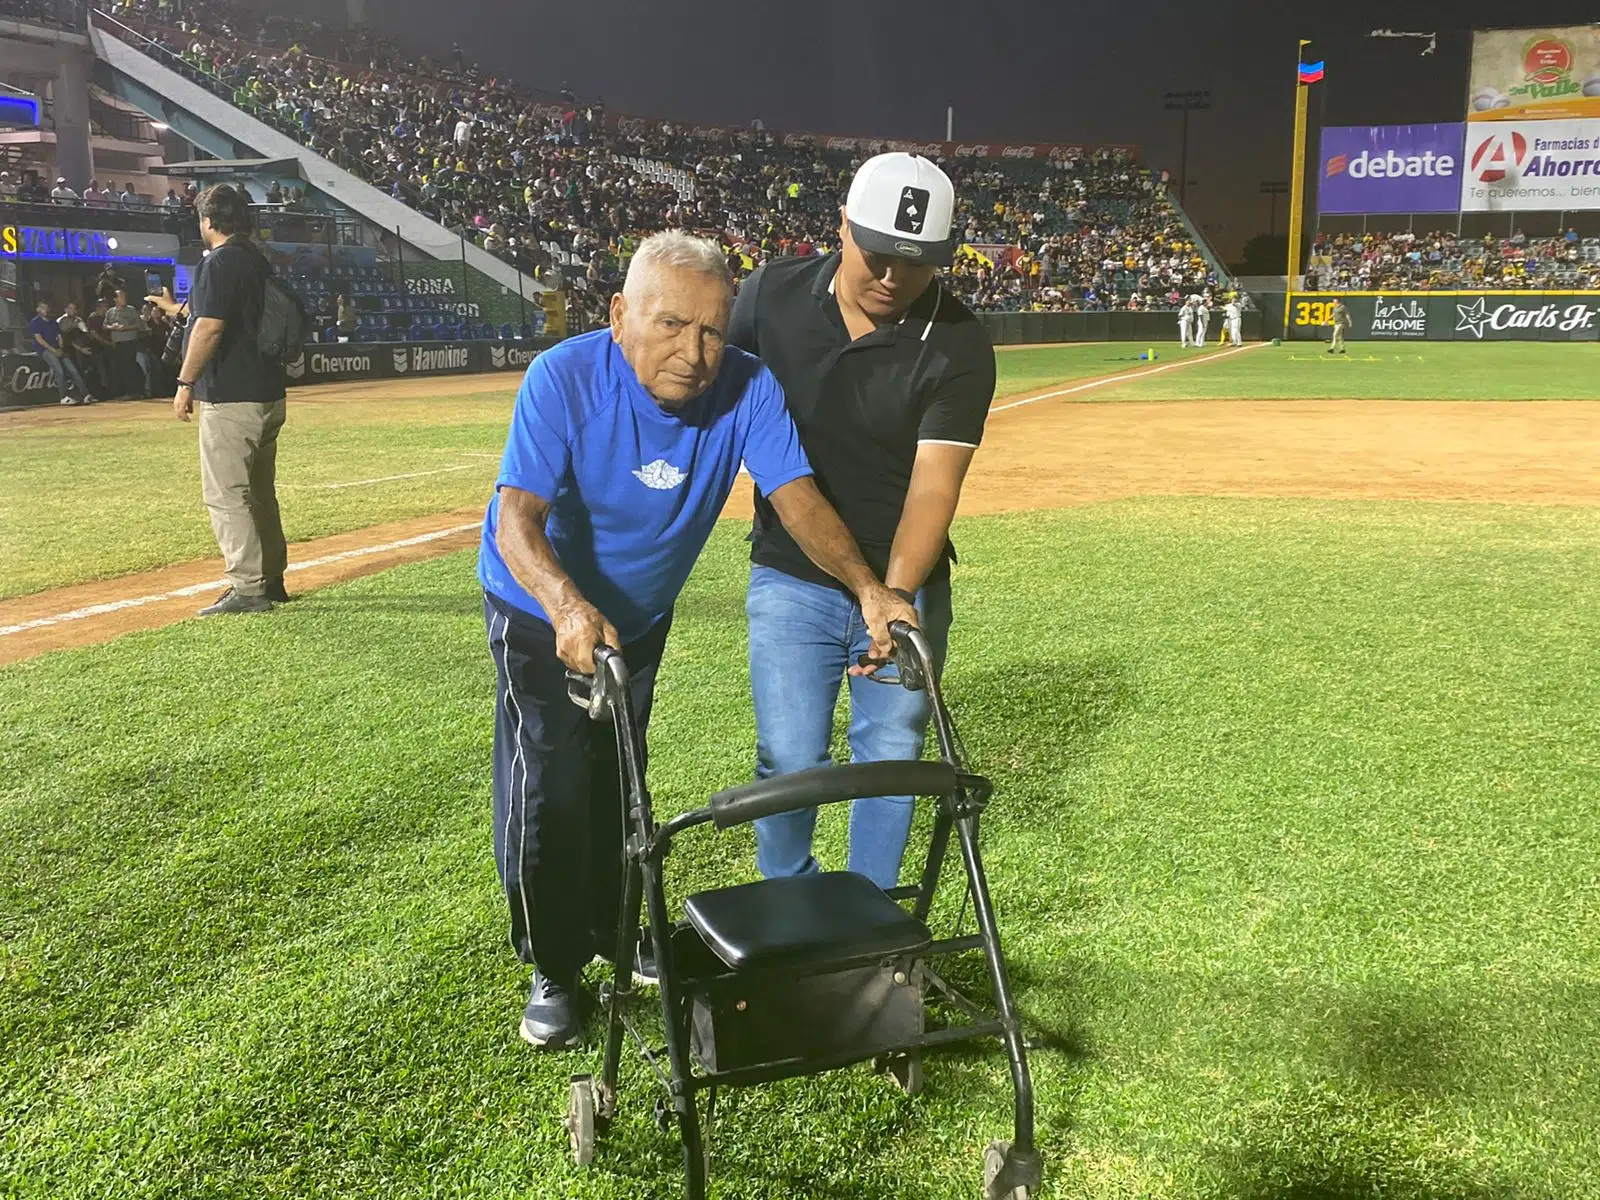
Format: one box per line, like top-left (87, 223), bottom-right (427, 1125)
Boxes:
top-left (991, 342), bottom-right (1267, 414)
top-left (319, 464), bottom-right (478, 489)
top-left (0, 522), bottom-right (482, 638)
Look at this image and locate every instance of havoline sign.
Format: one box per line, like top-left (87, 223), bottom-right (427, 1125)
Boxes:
top-left (282, 339), bottom-right (559, 386)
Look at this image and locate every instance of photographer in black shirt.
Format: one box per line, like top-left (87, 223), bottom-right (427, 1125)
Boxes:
top-left (148, 184), bottom-right (289, 616)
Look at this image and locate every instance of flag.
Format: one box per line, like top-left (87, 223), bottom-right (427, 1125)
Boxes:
top-left (1298, 60), bottom-right (1325, 84)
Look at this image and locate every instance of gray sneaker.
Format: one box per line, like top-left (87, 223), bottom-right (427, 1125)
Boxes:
top-left (521, 972), bottom-right (585, 1049)
top-left (198, 589), bottom-right (273, 616)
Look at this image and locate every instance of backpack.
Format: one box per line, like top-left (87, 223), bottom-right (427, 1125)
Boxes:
top-left (258, 269), bottom-right (316, 363)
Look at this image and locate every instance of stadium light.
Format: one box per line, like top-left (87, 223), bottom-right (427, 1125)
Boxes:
top-left (1260, 180), bottom-right (1289, 238)
top-left (1163, 90), bottom-right (1211, 208)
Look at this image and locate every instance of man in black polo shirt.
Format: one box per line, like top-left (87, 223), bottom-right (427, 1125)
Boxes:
top-left (728, 152), bottom-right (996, 889)
top-left (151, 183), bottom-right (289, 616)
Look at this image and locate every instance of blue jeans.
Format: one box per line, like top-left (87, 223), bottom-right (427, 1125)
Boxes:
top-left (41, 348), bottom-right (89, 397)
top-left (747, 564), bottom-right (952, 889)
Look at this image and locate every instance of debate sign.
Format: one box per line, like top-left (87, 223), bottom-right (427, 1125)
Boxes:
top-left (1318, 124), bottom-right (1465, 214)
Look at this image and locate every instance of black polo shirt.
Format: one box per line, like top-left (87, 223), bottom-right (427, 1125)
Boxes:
top-left (728, 253), bottom-right (995, 590)
top-left (185, 238), bottom-right (285, 404)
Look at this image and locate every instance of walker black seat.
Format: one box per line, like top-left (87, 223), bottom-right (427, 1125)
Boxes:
top-left (685, 872), bottom-right (932, 974)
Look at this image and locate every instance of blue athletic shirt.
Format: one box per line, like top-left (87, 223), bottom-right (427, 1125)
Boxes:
top-left (478, 329), bottom-right (813, 643)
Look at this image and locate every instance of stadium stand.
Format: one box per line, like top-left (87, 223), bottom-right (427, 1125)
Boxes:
top-left (1306, 228), bottom-right (1600, 292)
top-left (80, 0), bottom-right (1234, 328)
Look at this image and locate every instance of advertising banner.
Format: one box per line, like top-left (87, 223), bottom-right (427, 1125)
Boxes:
top-left (282, 339), bottom-right (556, 386)
top-left (0, 351), bottom-right (58, 406)
top-left (1318, 124), bottom-right (1465, 214)
top-left (1286, 292), bottom-right (1600, 341)
top-left (1469, 26), bottom-right (1600, 123)
top-left (1460, 118), bottom-right (1600, 212)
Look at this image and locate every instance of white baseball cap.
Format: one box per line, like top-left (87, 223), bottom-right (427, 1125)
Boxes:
top-left (845, 152), bottom-right (956, 266)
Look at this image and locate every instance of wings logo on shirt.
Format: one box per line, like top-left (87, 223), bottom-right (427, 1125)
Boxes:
top-left (632, 459), bottom-right (686, 490)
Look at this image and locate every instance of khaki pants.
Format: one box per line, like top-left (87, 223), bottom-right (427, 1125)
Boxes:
top-left (198, 399), bottom-right (287, 596)
top-left (1330, 323), bottom-right (1347, 352)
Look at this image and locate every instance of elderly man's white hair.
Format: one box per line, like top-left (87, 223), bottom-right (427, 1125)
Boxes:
top-left (622, 230), bottom-right (731, 303)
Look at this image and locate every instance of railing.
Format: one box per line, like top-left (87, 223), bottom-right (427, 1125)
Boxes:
top-left (87, 92), bottom-right (161, 144)
top-left (0, 0), bottom-right (88, 32)
top-left (1160, 182), bottom-right (1240, 301)
top-left (90, 8), bottom-right (441, 212)
top-left (0, 194), bottom-right (194, 236)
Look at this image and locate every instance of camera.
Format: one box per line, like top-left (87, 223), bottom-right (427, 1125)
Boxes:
top-left (162, 315), bottom-right (187, 369)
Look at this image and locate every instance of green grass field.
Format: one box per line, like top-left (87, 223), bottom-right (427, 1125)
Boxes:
top-left (1090, 343), bottom-right (1598, 403)
top-left (1, 343), bottom-right (1211, 600)
top-left (4, 500), bottom-right (1599, 1199)
top-left (2, 342), bottom-right (1598, 1197)
top-left (3, 343), bottom-right (1590, 600)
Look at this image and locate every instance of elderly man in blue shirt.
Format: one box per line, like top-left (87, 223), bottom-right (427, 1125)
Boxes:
top-left (479, 230), bottom-right (917, 1048)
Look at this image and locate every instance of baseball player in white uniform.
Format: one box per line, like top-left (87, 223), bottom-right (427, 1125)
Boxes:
top-left (1223, 299), bottom-right (1242, 346)
top-left (1178, 298), bottom-right (1195, 346)
top-left (1192, 296), bottom-right (1210, 345)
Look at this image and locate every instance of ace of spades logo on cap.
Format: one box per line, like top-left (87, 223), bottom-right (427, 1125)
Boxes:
top-left (846, 153), bottom-right (956, 266)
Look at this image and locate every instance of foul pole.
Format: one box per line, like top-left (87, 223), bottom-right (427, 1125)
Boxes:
top-left (1284, 41), bottom-right (1319, 338)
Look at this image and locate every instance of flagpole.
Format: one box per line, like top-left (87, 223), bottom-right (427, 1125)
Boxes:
top-left (1284, 39), bottom-right (1313, 339)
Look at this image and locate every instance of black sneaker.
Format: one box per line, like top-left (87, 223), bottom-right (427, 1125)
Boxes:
top-left (521, 972), bottom-right (585, 1048)
top-left (198, 588), bottom-right (273, 616)
top-left (265, 577), bottom-right (291, 604)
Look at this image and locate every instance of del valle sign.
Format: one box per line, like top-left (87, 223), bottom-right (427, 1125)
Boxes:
top-left (1469, 26), bottom-right (1600, 123)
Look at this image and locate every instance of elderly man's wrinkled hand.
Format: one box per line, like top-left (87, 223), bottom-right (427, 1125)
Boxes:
top-left (552, 598), bottom-right (620, 675)
top-left (853, 584), bottom-right (919, 676)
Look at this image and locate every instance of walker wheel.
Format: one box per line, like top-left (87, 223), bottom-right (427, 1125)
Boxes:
top-left (885, 1051), bottom-right (923, 1096)
top-left (567, 1076), bottom-right (596, 1167)
top-left (983, 1139), bottom-right (1031, 1200)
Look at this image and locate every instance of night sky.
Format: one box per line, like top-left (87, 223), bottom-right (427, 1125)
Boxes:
top-left (265, 0), bottom-right (1600, 259)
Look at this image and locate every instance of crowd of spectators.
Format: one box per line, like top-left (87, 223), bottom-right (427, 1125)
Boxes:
top-left (946, 153), bottom-right (1221, 312)
top-left (29, 259), bottom-right (178, 403)
top-left (1306, 228), bottom-right (1600, 292)
top-left (86, 0), bottom-right (1233, 324)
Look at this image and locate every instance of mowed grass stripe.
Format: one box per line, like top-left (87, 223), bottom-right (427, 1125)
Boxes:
top-left (0, 390), bottom-right (516, 600)
top-left (1091, 342), bottom-right (1600, 403)
top-left (0, 345), bottom-right (1134, 600)
top-left (3, 499), bottom-right (1597, 1198)
top-left (5, 343), bottom-right (1594, 601)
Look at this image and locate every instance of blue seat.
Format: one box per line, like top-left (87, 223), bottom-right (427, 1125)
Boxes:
top-left (500, 323), bottom-right (515, 340)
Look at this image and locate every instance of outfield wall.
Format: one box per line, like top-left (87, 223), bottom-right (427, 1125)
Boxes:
top-left (0, 338), bottom-right (561, 408)
top-left (976, 310), bottom-right (1265, 345)
top-left (1275, 291), bottom-right (1600, 342)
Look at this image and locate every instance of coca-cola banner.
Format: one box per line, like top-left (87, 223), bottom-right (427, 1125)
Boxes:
top-left (777, 134), bottom-right (1133, 161)
top-left (612, 112), bottom-right (1131, 161)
